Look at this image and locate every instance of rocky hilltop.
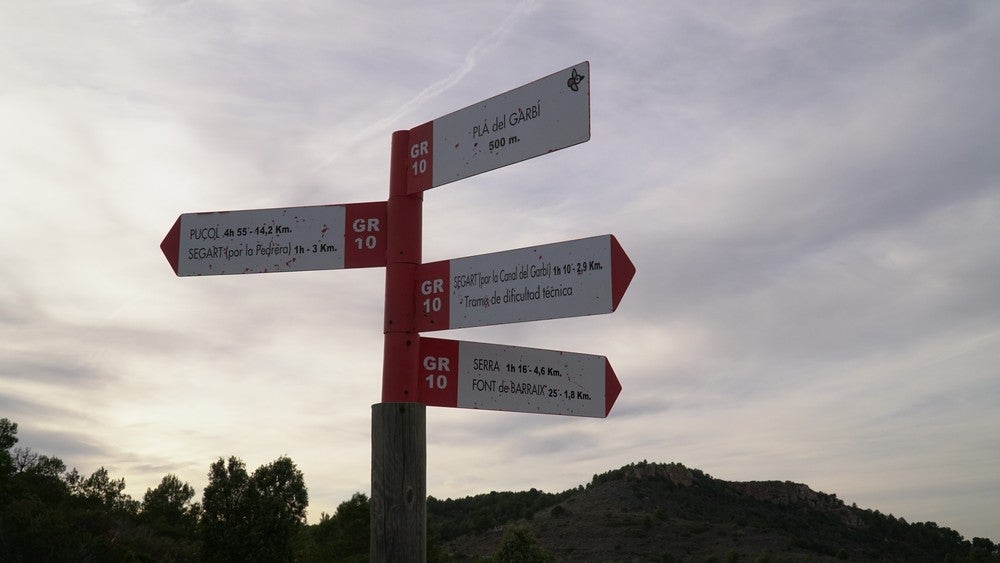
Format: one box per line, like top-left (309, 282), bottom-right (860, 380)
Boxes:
top-left (433, 461), bottom-right (994, 562)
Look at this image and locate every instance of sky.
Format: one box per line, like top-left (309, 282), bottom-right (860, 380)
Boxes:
top-left (2, 0), bottom-right (999, 541)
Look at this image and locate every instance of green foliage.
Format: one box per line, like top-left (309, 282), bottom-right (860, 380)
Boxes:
top-left (0, 422), bottom-right (174, 561)
top-left (973, 537), bottom-right (999, 559)
top-left (427, 534), bottom-right (452, 563)
top-left (303, 492), bottom-right (370, 562)
top-left (201, 455), bottom-right (308, 562)
top-left (300, 492), bottom-right (450, 563)
top-left (492, 525), bottom-right (555, 562)
top-left (141, 473), bottom-right (200, 539)
top-left (201, 455), bottom-right (251, 561)
top-left (0, 418), bottom-right (18, 500)
top-left (11, 448), bottom-right (66, 478)
top-left (248, 455), bottom-right (309, 560)
top-left (427, 487), bottom-right (574, 542)
top-left (69, 466), bottom-right (141, 515)
top-left (0, 420), bottom-right (311, 561)
top-left (3, 425), bottom-right (1000, 563)
top-left (0, 419), bottom-right (16, 457)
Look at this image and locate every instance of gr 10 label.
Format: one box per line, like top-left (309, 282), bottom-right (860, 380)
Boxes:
top-left (417, 337), bottom-right (621, 418)
top-left (160, 201), bottom-right (387, 276)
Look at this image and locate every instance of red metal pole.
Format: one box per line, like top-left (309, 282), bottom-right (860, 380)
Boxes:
top-left (382, 129), bottom-right (422, 401)
top-left (371, 130), bottom-right (427, 562)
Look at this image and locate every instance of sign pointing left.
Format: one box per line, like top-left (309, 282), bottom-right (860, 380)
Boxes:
top-left (160, 202), bottom-right (387, 276)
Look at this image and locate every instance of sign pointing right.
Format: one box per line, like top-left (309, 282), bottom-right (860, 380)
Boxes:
top-left (417, 337), bottom-right (622, 418)
top-left (415, 235), bottom-right (635, 332)
top-left (406, 61), bottom-right (591, 193)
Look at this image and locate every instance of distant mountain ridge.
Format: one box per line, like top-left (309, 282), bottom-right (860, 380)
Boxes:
top-left (430, 461), bottom-right (998, 562)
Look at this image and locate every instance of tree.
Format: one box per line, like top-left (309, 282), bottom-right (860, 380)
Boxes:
top-left (492, 525), bottom-right (555, 562)
top-left (201, 455), bottom-right (308, 562)
top-left (246, 456), bottom-right (309, 561)
top-left (201, 456), bottom-right (251, 562)
top-left (0, 418), bottom-right (17, 487)
top-left (69, 466), bottom-right (140, 515)
top-left (8, 447), bottom-right (67, 506)
top-left (11, 448), bottom-right (65, 477)
top-left (309, 492), bottom-right (370, 561)
top-left (972, 537), bottom-right (997, 559)
top-left (142, 473), bottom-right (199, 538)
top-left (0, 425), bottom-right (68, 509)
top-left (1, 421), bottom-right (133, 560)
top-left (0, 419), bottom-right (16, 452)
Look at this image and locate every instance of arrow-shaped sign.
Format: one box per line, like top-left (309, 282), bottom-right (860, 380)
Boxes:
top-left (160, 202), bottom-right (387, 276)
top-left (406, 61), bottom-right (590, 194)
top-left (415, 235), bottom-right (634, 332)
top-left (417, 337), bottom-right (621, 418)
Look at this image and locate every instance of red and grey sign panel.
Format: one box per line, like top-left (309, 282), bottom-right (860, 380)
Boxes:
top-left (160, 202), bottom-right (386, 276)
top-left (415, 235), bottom-right (634, 332)
top-left (417, 337), bottom-right (621, 418)
top-left (406, 61), bottom-right (590, 193)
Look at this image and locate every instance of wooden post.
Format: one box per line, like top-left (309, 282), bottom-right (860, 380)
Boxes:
top-left (371, 402), bottom-right (426, 562)
top-left (372, 129), bottom-right (426, 561)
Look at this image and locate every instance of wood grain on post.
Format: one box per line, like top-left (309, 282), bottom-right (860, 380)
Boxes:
top-left (371, 402), bottom-right (426, 562)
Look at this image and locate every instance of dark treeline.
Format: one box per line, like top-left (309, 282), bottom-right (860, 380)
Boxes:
top-left (427, 487), bottom-right (577, 542)
top-left (0, 418), bottom-right (540, 562)
top-left (0, 418), bottom-right (356, 562)
top-left (4, 420), bottom-right (997, 562)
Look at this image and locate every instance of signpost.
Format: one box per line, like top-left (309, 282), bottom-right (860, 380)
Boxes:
top-left (415, 235), bottom-right (634, 332)
top-left (417, 337), bottom-right (621, 418)
top-left (160, 202), bottom-right (386, 276)
top-left (406, 61), bottom-right (590, 193)
top-left (161, 61), bottom-right (633, 562)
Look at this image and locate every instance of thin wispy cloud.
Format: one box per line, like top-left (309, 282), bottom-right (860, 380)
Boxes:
top-left (313, 0), bottom-right (543, 174)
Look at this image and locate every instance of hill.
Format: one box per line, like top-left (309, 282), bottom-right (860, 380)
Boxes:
top-left (3, 415), bottom-right (996, 563)
top-left (429, 461), bottom-right (998, 562)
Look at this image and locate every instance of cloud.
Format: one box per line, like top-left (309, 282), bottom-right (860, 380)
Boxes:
top-left (311, 0), bottom-right (544, 179)
top-left (2, 0), bottom-right (998, 540)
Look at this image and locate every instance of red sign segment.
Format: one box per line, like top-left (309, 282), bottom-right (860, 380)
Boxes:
top-left (344, 201), bottom-right (389, 269)
top-left (160, 217), bottom-right (182, 275)
top-left (605, 359), bottom-right (622, 417)
top-left (610, 235), bottom-right (636, 311)
top-left (406, 121), bottom-right (434, 194)
top-left (416, 337), bottom-right (459, 408)
top-left (415, 259), bottom-right (450, 330)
